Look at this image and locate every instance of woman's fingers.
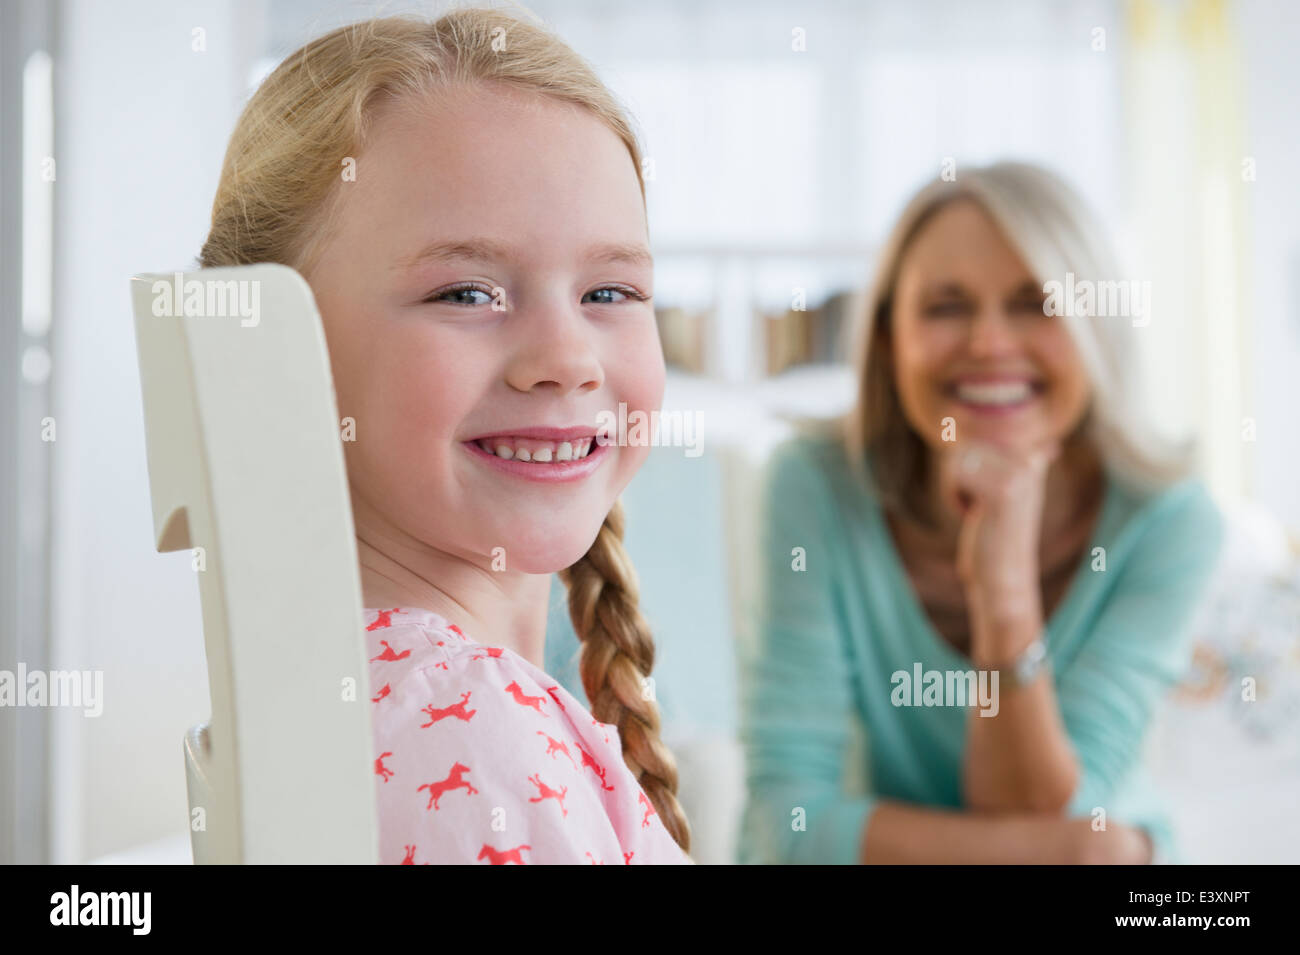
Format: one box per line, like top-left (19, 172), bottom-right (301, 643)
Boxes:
top-left (939, 437), bottom-right (1060, 512)
top-left (938, 441), bottom-right (1013, 514)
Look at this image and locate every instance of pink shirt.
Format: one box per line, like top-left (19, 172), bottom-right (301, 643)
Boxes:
top-left (365, 606), bottom-right (691, 864)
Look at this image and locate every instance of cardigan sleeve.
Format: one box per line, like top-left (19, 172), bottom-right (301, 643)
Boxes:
top-left (1057, 478), bottom-right (1224, 857)
top-left (738, 439), bottom-right (877, 864)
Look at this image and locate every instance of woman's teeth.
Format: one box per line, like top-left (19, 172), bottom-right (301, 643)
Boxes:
top-left (475, 438), bottom-right (594, 462)
top-left (954, 382), bottom-right (1035, 406)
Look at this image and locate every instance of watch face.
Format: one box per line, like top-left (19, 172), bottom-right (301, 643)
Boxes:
top-left (1013, 641), bottom-right (1047, 686)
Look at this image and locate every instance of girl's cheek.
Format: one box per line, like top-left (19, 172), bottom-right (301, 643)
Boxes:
top-left (604, 322), bottom-right (665, 413)
top-left (615, 441), bottom-right (654, 496)
top-left (391, 331), bottom-right (488, 432)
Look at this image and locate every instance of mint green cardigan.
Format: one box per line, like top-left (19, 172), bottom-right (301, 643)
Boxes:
top-left (738, 431), bottom-right (1223, 865)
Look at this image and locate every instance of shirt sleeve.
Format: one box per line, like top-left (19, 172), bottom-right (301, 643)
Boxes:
top-left (738, 440), bottom-right (876, 865)
top-left (1057, 478), bottom-right (1225, 856)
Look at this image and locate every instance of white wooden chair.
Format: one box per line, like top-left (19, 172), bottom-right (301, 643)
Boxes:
top-left (129, 264), bottom-right (379, 863)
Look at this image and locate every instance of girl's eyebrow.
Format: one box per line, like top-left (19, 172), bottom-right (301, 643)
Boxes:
top-left (392, 238), bottom-right (653, 272)
top-left (587, 242), bottom-right (654, 268)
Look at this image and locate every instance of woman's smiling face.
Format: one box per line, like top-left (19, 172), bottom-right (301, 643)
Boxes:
top-left (888, 198), bottom-right (1092, 456)
top-left (305, 83), bottom-right (664, 573)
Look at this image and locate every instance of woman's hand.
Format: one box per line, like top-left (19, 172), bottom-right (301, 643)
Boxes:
top-left (1068, 818), bottom-right (1154, 865)
top-left (937, 437), bottom-right (1060, 661)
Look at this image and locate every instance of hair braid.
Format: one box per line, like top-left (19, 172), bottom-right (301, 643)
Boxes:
top-left (559, 500), bottom-right (692, 854)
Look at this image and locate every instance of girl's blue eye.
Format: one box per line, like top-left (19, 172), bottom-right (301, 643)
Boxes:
top-left (584, 286), bottom-right (645, 305)
top-left (423, 284), bottom-right (648, 307)
top-left (427, 285), bottom-right (493, 306)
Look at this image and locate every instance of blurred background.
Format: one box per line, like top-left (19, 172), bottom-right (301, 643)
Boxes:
top-left (1, 0), bottom-right (1297, 865)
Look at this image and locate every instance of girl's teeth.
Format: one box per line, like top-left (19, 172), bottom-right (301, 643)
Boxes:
top-left (476, 437), bottom-right (595, 463)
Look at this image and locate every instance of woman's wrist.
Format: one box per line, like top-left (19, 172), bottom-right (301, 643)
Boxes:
top-left (967, 581), bottom-right (1044, 663)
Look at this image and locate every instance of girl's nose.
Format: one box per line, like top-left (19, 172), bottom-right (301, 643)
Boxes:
top-left (504, 300), bottom-right (604, 396)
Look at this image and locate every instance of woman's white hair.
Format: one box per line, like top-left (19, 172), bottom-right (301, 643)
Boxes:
top-left (841, 160), bottom-right (1193, 514)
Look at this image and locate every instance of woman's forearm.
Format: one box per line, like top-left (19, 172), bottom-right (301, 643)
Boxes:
top-left (859, 800), bottom-right (1080, 864)
top-left (963, 610), bottom-right (1080, 812)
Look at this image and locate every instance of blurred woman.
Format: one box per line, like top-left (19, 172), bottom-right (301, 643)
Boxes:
top-left (739, 161), bottom-right (1223, 864)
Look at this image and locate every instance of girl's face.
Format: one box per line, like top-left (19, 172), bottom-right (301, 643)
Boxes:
top-left (306, 84), bottom-right (664, 574)
top-left (887, 198), bottom-right (1091, 456)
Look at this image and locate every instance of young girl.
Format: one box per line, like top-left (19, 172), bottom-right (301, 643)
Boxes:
top-left (198, 8), bottom-right (691, 864)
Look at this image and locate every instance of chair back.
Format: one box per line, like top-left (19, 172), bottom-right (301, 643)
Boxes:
top-left (130, 264), bottom-right (379, 863)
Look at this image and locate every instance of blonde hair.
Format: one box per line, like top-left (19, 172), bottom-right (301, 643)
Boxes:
top-left (842, 160), bottom-right (1193, 514)
top-left (198, 6), bottom-right (690, 853)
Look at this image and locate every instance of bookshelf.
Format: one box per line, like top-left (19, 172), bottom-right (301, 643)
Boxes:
top-left (651, 242), bottom-right (876, 387)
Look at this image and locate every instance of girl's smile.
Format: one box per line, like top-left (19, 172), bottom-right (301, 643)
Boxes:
top-left (462, 425), bottom-right (610, 483)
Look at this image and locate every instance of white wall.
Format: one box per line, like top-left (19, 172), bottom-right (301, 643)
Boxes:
top-left (51, 0), bottom-right (259, 862)
top-left (1238, 0), bottom-right (1300, 531)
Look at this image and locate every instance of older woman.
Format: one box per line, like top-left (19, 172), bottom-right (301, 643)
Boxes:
top-left (739, 162), bottom-right (1223, 864)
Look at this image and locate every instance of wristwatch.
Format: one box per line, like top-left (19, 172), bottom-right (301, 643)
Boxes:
top-left (993, 637), bottom-right (1049, 691)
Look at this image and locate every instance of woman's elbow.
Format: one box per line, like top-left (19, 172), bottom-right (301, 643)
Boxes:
top-left (1038, 763), bottom-right (1082, 814)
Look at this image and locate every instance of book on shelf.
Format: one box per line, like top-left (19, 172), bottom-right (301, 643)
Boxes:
top-left (654, 305), bottom-right (709, 373)
top-left (762, 289), bottom-right (857, 374)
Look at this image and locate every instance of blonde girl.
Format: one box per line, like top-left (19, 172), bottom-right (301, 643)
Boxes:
top-left (199, 7), bottom-right (690, 864)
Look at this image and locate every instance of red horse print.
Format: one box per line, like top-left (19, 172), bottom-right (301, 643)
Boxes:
top-left (575, 741), bottom-right (615, 791)
top-left (639, 791), bottom-right (656, 828)
top-left (375, 751), bottom-right (394, 782)
top-left (624, 850), bottom-right (634, 864)
top-left (536, 731), bottom-right (577, 769)
top-left (370, 639), bottom-right (411, 663)
top-left (472, 647), bottom-right (504, 661)
top-left (478, 843), bottom-right (530, 865)
top-left (545, 686), bottom-right (567, 711)
top-left (527, 774), bottom-right (568, 817)
top-left (371, 682), bottom-right (391, 703)
top-left (400, 844), bottom-right (429, 865)
top-left (585, 851), bottom-right (603, 865)
top-left (447, 623), bottom-right (468, 640)
top-left (420, 691), bottom-right (476, 726)
top-left (506, 680), bottom-right (549, 716)
top-left (366, 608), bottom-right (406, 631)
top-left (418, 762), bottom-right (478, 810)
